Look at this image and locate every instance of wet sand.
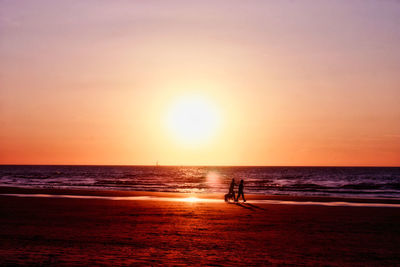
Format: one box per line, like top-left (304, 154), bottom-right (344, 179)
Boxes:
top-left (1, 189), bottom-right (400, 266)
top-left (3, 186), bottom-right (400, 204)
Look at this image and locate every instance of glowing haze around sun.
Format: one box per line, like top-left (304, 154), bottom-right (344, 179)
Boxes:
top-left (166, 95), bottom-right (220, 146)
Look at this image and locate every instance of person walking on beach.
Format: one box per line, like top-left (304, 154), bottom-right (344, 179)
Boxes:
top-left (236, 179), bottom-right (246, 202)
top-left (229, 178), bottom-right (236, 200)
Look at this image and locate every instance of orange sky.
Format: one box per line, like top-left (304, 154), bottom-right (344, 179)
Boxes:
top-left (1, 0), bottom-right (399, 166)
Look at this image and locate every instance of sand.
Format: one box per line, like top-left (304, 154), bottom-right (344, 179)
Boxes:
top-left (1, 188), bottom-right (400, 266)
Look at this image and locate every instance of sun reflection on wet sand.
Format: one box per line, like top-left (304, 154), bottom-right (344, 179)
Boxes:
top-left (2, 193), bottom-right (400, 207)
top-left (182, 196), bottom-right (200, 202)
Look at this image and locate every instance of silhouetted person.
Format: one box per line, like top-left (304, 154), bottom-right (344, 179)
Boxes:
top-left (225, 179), bottom-right (237, 202)
top-left (229, 178), bottom-right (236, 199)
top-left (236, 179), bottom-right (246, 202)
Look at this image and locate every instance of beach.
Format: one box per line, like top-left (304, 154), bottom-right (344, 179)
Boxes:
top-left (2, 0), bottom-right (400, 265)
top-left (1, 188), bottom-right (400, 266)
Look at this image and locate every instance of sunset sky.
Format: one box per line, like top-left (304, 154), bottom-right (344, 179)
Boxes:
top-left (1, 0), bottom-right (399, 166)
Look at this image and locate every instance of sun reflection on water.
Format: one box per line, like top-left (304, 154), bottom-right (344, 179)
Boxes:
top-left (206, 171), bottom-right (221, 187)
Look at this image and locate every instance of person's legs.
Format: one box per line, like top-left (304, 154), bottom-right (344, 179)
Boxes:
top-left (237, 191), bottom-right (243, 201)
top-left (237, 191), bottom-right (246, 202)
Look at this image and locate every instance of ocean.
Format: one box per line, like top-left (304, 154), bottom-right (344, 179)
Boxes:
top-left (1, 165), bottom-right (400, 199)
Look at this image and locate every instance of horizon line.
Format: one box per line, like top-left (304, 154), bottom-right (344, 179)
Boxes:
top-left (0, 164), bottom-right (399, 168)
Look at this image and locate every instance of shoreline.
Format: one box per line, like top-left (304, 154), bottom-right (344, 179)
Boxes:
top-left (3, 193), bottom-right (400, 208)
top-left (1, 186), bottom-right (400, 205)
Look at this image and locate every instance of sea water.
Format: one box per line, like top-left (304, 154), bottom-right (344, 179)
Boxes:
top-left (1, 165), bottom-right (400, 199)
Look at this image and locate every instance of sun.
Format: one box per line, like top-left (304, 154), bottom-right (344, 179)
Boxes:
top-left (166, 95), bottom-right (220, 145)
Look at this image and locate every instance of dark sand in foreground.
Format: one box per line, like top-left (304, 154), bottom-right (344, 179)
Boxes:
top-left (1, 189), bottom-right (400, 266)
